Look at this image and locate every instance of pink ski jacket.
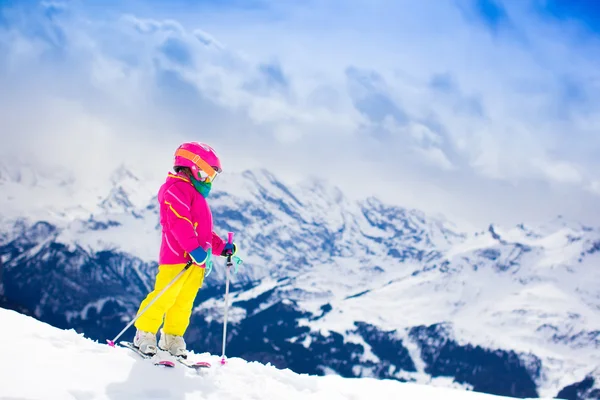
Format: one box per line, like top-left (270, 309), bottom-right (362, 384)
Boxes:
top-left (157, 172), bottom-right (226, 265)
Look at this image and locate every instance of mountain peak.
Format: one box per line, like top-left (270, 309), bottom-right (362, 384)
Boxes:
top-left (109, 165), bottom-right (141, 185)
top-left (98, 165), bottom-right (157, 214)
top-left (240, 168), bottom-right (288, 188)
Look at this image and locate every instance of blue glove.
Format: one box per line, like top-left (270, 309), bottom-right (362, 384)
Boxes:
top-left (221, 242), bottom-right (237, 257)
top-left (190, 246), bottom-right (214, 276)
top-left (189, 246), bottom-right (209, 265)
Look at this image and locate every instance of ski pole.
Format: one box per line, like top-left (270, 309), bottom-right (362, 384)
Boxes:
top-left (107, 260), bottom-right (193, 347)
top-left (220, 232), bottom-right (234, 365)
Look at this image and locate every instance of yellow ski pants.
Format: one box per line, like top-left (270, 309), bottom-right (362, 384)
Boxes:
top-left (134, 263), bottom-right (205, 336)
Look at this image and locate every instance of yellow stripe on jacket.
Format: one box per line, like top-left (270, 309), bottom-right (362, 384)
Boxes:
top-left (164, 200), bottom-right (194, 228)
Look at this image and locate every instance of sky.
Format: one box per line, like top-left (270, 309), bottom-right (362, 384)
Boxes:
top-left (1, 0), bottom-right (600, 230)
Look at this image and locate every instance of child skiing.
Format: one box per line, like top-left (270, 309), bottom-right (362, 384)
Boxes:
top-left (132, 141), bottom-right (238, 359)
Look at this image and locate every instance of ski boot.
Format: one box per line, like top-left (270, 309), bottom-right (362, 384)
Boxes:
top-left (133, 329), bottom-right (158, 356)
top-left (158, 329), bottom-right (188, 358)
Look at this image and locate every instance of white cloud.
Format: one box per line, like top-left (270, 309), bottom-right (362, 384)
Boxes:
top-left (413, 147), bottom-right (454, 171)
top-left (407, 123), bottom-right (444, 147)
top-left (1, 0), bottom-right (600, 228)
top-left (531, 158), bottom-right (583, 185)
top-left (587, 181), bottom-right (600, 196)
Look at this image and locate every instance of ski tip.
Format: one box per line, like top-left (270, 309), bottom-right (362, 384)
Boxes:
top-left (175, 358), bottom-right (212, 369)
top-left (107, 339), bottom-right (116, 347)
top-left (157, 360), bottom-right (176, 368)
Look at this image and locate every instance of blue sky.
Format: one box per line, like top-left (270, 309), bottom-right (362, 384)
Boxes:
top-left (2, 0), bottom-right (600, 229)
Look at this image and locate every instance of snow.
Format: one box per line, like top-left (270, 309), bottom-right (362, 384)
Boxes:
top-left (0, 307), bottom-right (552, 400)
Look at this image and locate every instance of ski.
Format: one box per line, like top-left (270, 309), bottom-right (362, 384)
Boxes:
top-left (118, 341), bottom-right (175, 368)
top-left (174, 356), bottom-right (212, 370)
top-left (117, 340), bottom-right (211, 370)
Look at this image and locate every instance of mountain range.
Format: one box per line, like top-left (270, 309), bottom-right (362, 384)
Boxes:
top-left (0, 161), bottom-right (599, 400)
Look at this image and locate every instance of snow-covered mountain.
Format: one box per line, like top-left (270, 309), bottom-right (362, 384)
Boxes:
top-left (1, 162), bottom-right (599, 400)
top-left (1, 307), bottom-right (553, 400)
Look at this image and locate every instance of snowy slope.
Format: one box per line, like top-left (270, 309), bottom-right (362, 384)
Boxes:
top-left (0, 307), bottom-right (551, 400)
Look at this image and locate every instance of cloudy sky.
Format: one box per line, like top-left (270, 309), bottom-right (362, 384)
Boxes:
top-left (1, 0), bottom-right (600, 230)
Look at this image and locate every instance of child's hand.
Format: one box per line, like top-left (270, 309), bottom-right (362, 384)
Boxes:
top-left (221, 242), bottom-right (237, 257)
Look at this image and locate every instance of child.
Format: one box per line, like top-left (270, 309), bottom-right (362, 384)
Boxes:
top-left (132, 141), bottom-right (238, 358)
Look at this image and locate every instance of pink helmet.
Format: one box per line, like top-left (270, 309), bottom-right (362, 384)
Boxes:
top-left (173, 142), bottom-right (222, 182)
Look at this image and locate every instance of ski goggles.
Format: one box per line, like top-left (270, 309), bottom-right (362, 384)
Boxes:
top-left (175, 148), bottom-right (222, 183)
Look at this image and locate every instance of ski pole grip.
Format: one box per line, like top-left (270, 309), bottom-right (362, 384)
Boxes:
top-left (227, 232), bottom-right (234, 244)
